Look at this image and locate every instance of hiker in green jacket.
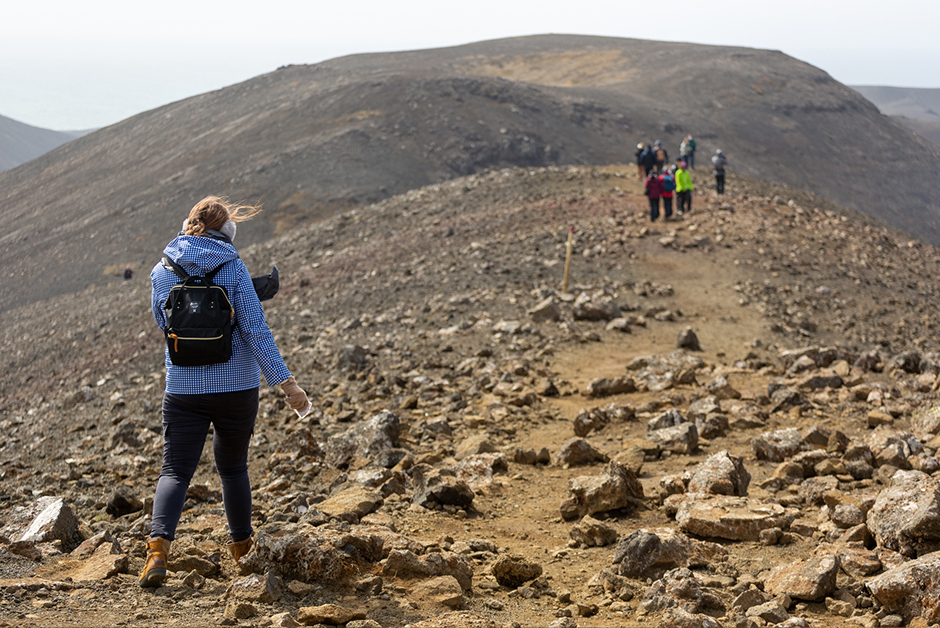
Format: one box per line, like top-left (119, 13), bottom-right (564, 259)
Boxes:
top-left (675, 161), bottom-right (694, 214)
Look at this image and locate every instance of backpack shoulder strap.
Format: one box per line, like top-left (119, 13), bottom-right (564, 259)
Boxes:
top-left (161, 255), bottom-right (189, 281)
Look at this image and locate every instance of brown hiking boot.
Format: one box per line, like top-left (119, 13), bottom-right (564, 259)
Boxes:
top-left (138, 537), bottom-right (171, 588)
top-left (227, 537), bottom-right (253, 563)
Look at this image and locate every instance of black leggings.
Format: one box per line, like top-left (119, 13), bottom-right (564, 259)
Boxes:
top-left (677, 190), bottom-right (692, 213)
top-left (715, 172), bottom-right (725, 194)
top-left (151, 388), bottom-right (258, 542)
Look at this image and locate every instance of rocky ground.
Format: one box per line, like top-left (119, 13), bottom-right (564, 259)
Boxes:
top-left (4, 165), bottom-right (940, 627)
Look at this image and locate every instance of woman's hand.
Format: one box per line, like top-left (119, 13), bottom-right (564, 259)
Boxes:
top-left (279, 376), bottom-right (310, 412)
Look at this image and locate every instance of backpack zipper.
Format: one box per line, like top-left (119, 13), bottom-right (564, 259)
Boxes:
top-left (167, 332), bottom-right (225, 353)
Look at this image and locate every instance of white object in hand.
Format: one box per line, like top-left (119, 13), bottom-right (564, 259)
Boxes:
top-left (295, 401), bottom-right (312, 418)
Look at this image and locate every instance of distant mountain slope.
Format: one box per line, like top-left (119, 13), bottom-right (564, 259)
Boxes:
top-left (0, 113), bottom-right (82, 171)
top-left (893, 116), bottom-right (940, 148)
top-left (2, 34), bottom-right (940, 311)
top-left (852, 85), bottom-right (940, 123)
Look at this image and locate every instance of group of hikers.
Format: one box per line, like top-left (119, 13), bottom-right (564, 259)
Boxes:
top-left (634, 135), bottom-right (730, 222)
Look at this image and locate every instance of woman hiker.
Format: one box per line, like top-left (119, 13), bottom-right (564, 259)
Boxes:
top-left (644, 170), bottom-right (664, 222)
top-left (140, 196), bottom-right (309, 587)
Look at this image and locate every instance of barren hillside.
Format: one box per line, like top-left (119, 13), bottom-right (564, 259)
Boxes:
top-left (2, 35), bottom-right (939, 312)
top-left (0, 113), bottom-right (79, 171)
top-left (4, 167), bottom-right (940, 627)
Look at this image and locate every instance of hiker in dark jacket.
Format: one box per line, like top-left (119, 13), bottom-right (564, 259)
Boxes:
top-left (640, 145), bottom-right (657, 176)
top-left (635, 143), bottom-right (646, 180)
top-left (660, 167), bottom-right (676, 220)
top-left (653, 140), bottom-right (668, 173)
top-left (644, 171), bottom-right (664, 221)
top-left (712, 149), bottom-right (729, 194)
top-left (140, 196), bottom-right (310, 588)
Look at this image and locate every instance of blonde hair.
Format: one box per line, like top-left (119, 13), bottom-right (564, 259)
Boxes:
top-left (184, 196), bottom-right (261, 237)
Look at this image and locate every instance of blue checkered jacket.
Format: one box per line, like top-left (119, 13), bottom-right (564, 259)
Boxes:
top-left (151, 235), bottom-right (291, 394)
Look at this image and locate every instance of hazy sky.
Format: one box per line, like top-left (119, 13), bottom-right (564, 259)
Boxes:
top-left (3, 0), bottom-right (939, 130)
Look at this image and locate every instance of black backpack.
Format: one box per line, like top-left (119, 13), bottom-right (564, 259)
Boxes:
top-left (161, 256), bottom-right (235, 366)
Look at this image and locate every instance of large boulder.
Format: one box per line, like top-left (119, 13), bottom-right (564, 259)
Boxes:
top-left (527, 297), bottom-right (562, 323)
top-left (553, 438), bottom-right (609, 467)
top-left (16, 497), bottom-right (82, 551)
top-left (382, 549), bottom-right (473, 591)
top-left (671, 494), bottom-right (796, 541)
top-left (491, 554), bottom-right (543, 588)
top-left (568, 515), bottom-right (619, 548)
top-left (676, 327), bottom-right (702, 351)
top-left (911, 405), bottom-right (940, 442)
top-left (559, 461), bottom-right (644, 520)
top-left (412, 465), bottom-right (474, 509)
top-left (410, 575), bottom-right (465, 608)
top-left (585, 376), bottom-right (636, 398)
top-left (765, 553), bottom-right (840, 601)
top-left (752, 428), bottom-right (807, 462)
top-left (572, 293), bottom-right (620, 321)
top-left (704, 375), bottom-right (741, 400)
top-left (225, 572), bottom-right (284, 604)
top-left (613, 528), bottom-right (727, 580)
top-left (638, 568), bottom-right (723, 617)
top-left (316, 487), bottom-right (383, 522)
top-left (325, 409), bottom-right (401, 469)
top-left (241, 524), bottom-right (386, 583)
top-left (297, 604), bottom-right (367, 626)
top-left (865, 551), bottom-right (940, 624)
top-left (647, 422), bottom-right (698, 454)
top-left (685, 451), bottom-right (750, 496)
top-left (867, 470), bottom-right (940, 557)
top-left (865, 427), bottom-right (923, 470)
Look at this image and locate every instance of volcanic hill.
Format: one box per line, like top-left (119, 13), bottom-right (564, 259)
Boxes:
top-left (5, 163), bottom-right (940, 626)
top-left (2, 34), bottom-right (940, 312)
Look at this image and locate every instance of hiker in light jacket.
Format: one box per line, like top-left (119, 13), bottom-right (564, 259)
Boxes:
top-left (140, 196), bottom-right (310, 588)
top-left (675, 161), bottom-right (694, 214)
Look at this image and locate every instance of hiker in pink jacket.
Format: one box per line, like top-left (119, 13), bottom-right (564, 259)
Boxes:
top-left (644, 171), bottom-right (664, 221)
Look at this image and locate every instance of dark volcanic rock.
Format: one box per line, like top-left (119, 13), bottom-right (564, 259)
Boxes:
top-left (553, 438), bottom-right (609, 467)
top-left (411, 464), bottom-right (475, 509)
top-left (685, 451), bottom-right (750, 496)
top-left (326, 409), bottom-right (401, 469)
top-left (106, 487), bottom-right (143, 517)
top-left (560, 461), bottom-right (644, 520)
top-left (491, 554), bottom-right (543, 588)
top-left (866, 551), bottom-right (940, 623)
top-left (242, 524), bottom-right (386, 584)
top-left (383, 549), bottom-right (473, 591)
top-left (752, 428), bottom-right (807, 461)
top-left (676, 327), bottom-right (701, 351)
top-left (613, 528), bottom-right (726, 580)
top-left (568, 515), bottom-right (619, 548)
